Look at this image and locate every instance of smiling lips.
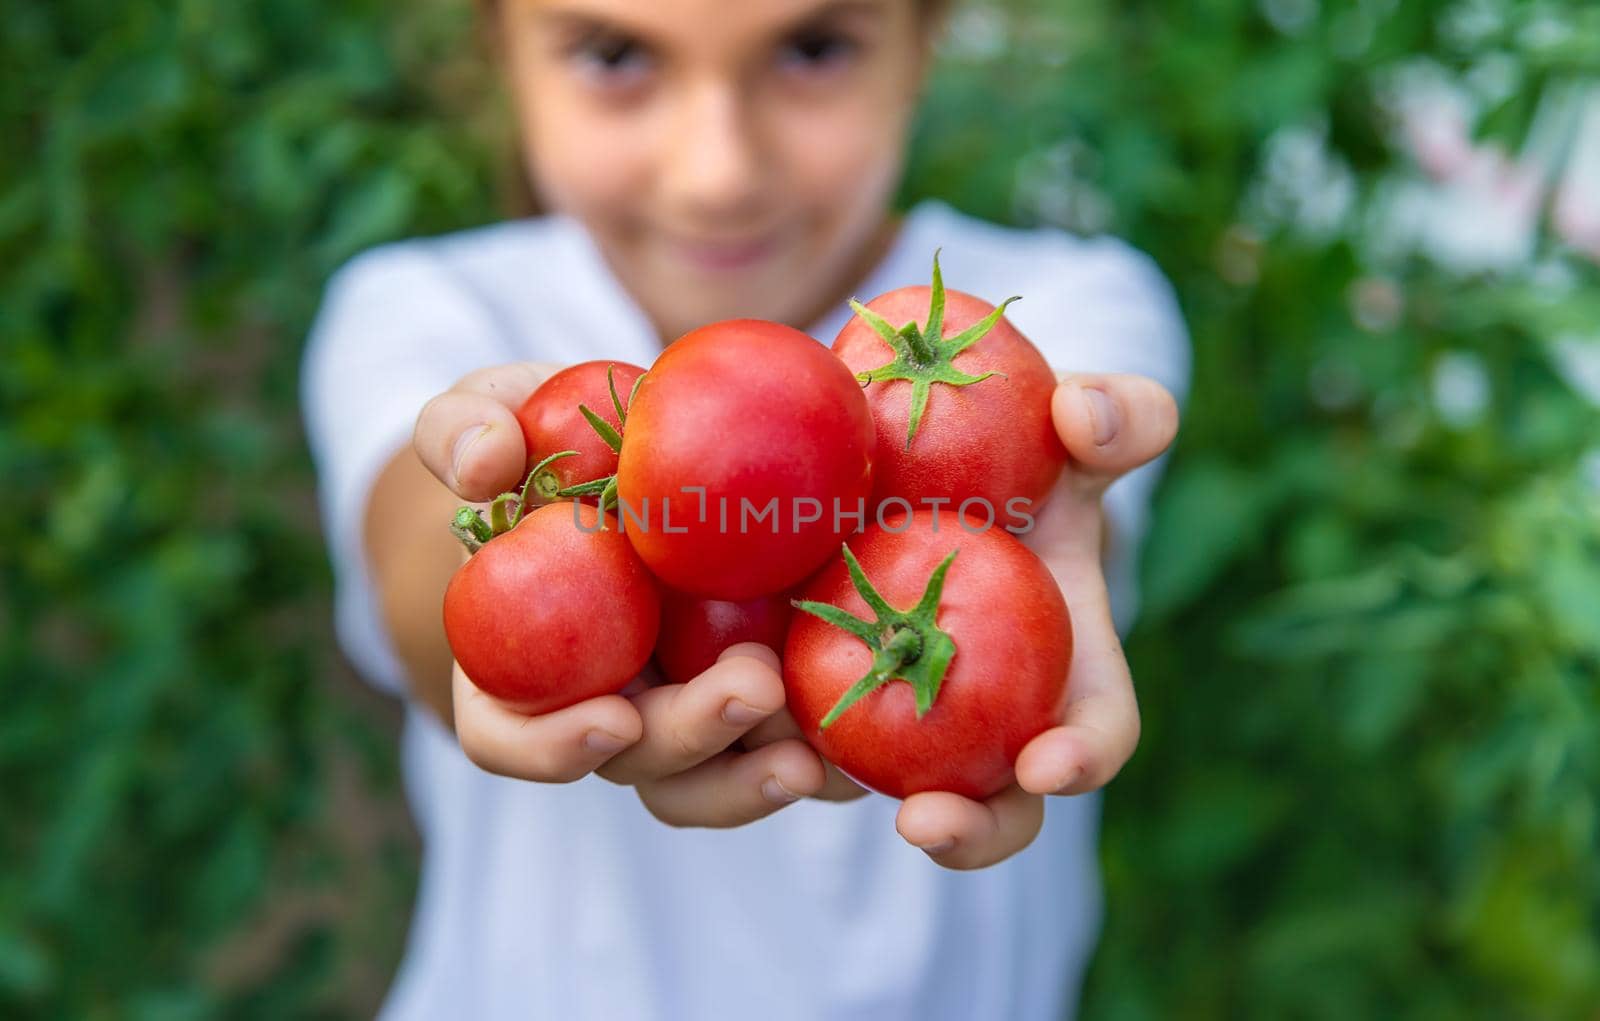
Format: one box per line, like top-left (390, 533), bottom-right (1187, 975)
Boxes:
top-left (671, 232), bottom-right (780, 272)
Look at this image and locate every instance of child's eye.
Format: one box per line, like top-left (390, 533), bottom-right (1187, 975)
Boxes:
top-left (570, 31), bottom-right (654, 92)
top-left (777, 29), bottom-right (858, 78)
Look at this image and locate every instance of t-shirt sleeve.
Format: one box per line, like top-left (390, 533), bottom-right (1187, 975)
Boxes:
top-left (300, 243), bottom-right (515, 696)
top-left (1022, 238), bottom-right (1192, 636)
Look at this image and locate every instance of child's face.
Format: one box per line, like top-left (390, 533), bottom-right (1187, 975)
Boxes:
top-left (498, 0), bottom-right (933, 340)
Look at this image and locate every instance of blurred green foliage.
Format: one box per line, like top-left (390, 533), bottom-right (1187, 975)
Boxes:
top-left (3, 0), bottom-right (1598, 1018)
top-left (1, 1), bottom-right (500, 1016)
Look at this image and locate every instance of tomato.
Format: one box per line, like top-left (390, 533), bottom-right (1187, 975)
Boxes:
top-left (444, 499), bottom-right (659, 714)
top-left (654, 589), bottom-right (793, 686)
top-left (832, 253), bottom-right (1066, 517)
top-left (516, 360), bottom-right (646, 503)
top-left (783, 510), bottom-right (1071, 800)
top-left (616, 319), bottom-right (876, 600)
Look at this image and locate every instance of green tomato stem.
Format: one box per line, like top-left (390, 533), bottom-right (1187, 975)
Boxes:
top-left (450, 450), bottom-right (579, 554)
top-left (488, 492), bottom-right (518, 535)
top-left (847, 249), bottom-right (1019, 449)
top-left (522, 449), bottom-right (579, 516)
top-left (450, 507), bottom-right (493, 553)
top-left (579, 403), bottom-right (623, 455)
top-left (606, 364), bottom-right (627, 426)
top-left (794, 545), bottom-right (960, 728)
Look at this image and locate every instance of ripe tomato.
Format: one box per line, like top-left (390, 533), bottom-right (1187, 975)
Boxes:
top-left (654, 589), bottom-right (793, 686)
top-left (516, 360), bottom-right (646, 503)
top-left (783, 510), bottom-right (1071, 800)
top-left (832, 253), bottom-right (1065, 517)
top-left (616, 319), bottom-right (876, 600)
top-left (444, 500), bottom-right (659, 714)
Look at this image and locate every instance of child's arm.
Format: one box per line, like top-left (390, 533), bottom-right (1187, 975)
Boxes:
top-left (362, 443), bottom-right (467, 725)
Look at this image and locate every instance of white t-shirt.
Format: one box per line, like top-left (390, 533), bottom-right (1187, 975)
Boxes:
top-left (302, 200), bottom-right (1189, 1021)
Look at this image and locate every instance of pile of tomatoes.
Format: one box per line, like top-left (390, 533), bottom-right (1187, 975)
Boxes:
top-left (444, 255), bottom-right (1073, 801)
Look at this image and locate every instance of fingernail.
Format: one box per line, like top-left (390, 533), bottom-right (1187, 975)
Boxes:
top-left (920, 838), bottom-right (956, 856)
top-left (761, 776), bottom-right (801, 805)
top-left (583, 729), bottom-right (631, 755)
top-left (722, 698), bottom-right (769, 727)
top-left (451, 425), bottom-right (491, 487)
top-left (1081, 387), bottom-right (1119, 446)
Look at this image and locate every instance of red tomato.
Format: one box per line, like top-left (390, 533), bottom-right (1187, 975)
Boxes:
top-left (444, 501), bottom-right (660, 714)
top-left (832, 254), bottom-right (1065, 517)
top-left (783, 510), bottom-right (1071, 800)
top-left (654, 589), bottom-right (793, 686)
top-left (516, 360), bottom-right (646, 502)
top-left (616, 319), bottom-right (876, 600)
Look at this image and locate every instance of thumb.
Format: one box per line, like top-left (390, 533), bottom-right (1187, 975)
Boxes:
top-left (1051, 374), bottom-right (1178, 495)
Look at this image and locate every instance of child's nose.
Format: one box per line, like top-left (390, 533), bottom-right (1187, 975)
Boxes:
top-left (660, 79), bottom-right (768, 217)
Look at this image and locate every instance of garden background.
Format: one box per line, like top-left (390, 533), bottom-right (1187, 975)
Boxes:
top-left (3, 0), bottom-right (1598, 1017)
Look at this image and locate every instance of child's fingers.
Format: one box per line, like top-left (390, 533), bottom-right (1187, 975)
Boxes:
top-left (452, 664), bottom-right (643, 782)
top-left (414, 362), bottom-right (557, 500)
top-left (1024, 504), bottom-right (1142, 797)
top-left (1021, 376), bottom-right (1174, 566)
top-left (1051, 374), bottom-right (1179, 497)
top-left (452, 361), bottom-right (555, 407)
top-left (813, 763), bottom-right (871, 802)
top-left (741, 707), bottom-right (870, 802)
top-left (594, 643), bottom-right (786, 786)
top-left (1021, 447), bottom-right (1144, 794)
top-left (635, 739), bottom-right (827, 828)
top-left (1014, 706), bottom-right (1141, 797)
top-left (895, 786), bottom-right (1045, 870)
top-left (415, 391), bottom-right (528, 501)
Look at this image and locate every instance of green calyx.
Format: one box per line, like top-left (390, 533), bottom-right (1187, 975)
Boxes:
top-left (524, 363), bottom-right (643, 511)
top-left (449, 449), bottom-right (577, 553)
top-left (450, 365), bottom-right (642, 553)
top-left (849, 249), bottom-right (1020, 450)
top-left (792, 545), bottom-right (959, 727)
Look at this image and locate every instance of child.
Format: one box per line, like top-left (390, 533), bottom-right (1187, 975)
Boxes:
top-left (302, 1), bottom-right (1187, 1018)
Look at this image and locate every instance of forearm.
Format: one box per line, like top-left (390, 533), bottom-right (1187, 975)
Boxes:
top-left (363, 444), bottom-right (466, 729)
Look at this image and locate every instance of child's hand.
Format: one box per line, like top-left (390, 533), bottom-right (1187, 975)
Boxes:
top-left (895, 373), bottom-right (1179, 869)
top-left (415, 363), bottom-right (838, 826)
top-left (449, 644), bottom-right (843, 825)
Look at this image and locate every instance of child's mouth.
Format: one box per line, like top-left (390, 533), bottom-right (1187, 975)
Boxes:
top-left (670, 233), bottom-right (779, 273)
